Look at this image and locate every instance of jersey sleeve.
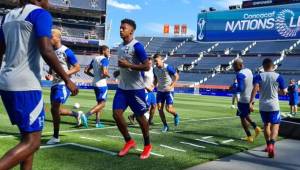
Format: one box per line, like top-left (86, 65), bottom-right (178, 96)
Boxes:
top-left (65, 49), bottom-right (78, 65)
top-left (89, 60), bottom-right (94, 69)
top-left (276, 75), bottom-right (285, 90)
top-left (101, 58), bottom-right (109, 68)
top-left (253, 74), bottom-right (262, 85)
top-left (134, 42), bottom-right (148, 63)
top-left (167, 65), bottom-right (176, 76)
top-left (26, 9), bottom-right (53, 39)
top-left (236, 73), bottom-right (246, 92)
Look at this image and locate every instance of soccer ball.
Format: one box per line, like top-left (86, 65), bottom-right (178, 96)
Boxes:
top-left (73, 102), bottom-right (80, 109)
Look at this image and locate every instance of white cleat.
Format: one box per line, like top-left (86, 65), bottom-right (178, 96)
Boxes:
top-left (76, 111), bottom-right (83, 126)
top-left (46, 137), bottom-right (60, 145)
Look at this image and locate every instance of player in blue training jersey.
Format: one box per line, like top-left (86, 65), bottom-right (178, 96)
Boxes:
top-left (46, 29), bottom-right (81, 145)
top-left (250, 58), bottom-right (287, 158)
top-left (233, 59), bottom-right (262, 143)
top-left (81, 45), bottom-right (110, 128)
top-left (287, 79), bottom-right (299, 117)
top-left (113, 19), bottom-right (152, 159)
top-left (0, 0), bottom-right (78, 169)
top-left (230, 79), bottom-right (240, 109)
top-left (153, 53), bottom-right (180, 132)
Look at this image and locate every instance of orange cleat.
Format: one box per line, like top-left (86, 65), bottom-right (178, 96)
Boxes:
top-left (140, 144), bottom-right (152, 160)
top-left (118, 140), bottom-right (136, 157)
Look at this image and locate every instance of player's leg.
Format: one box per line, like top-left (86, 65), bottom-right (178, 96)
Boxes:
top-left (267, 111), bottom-right (281, 158)
top-left (245, 115), bottom-right (261, 138)
top-left (128, 89), bottom-right (152, 159)
top-left (112, 89), bottom-right (135, 156)
top-left (165, 92), bottom-right (180, 126)
top-left (0, 132), bottom-right (41, 170)
top-left (49, 101), bottom-right (61, 144)
top-left (238, 103), bottom-right (253, 142)
top-left (149, 104), bottom-right (156, 125)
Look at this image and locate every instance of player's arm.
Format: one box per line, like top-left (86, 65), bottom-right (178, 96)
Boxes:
top-left (113, 70), bottom-right (120, 78)
top-left (236, 73), bottom-right (246, 93)
top-left (277, 75), bottom-right (287, 95)
top-left (36, 10), bottom-right (78, 95)
top-left (65, 49), bottom-right (80, 76)
top-left (118, 43), bottom-right (150, 71)
top-left (84, 60), bottom-right (94, 77)
top-left (168, 65), bottom-right (178, 89)
top-left (0, 21), bottom-right (5, 68)
top-left (250, 74), bottom-right (261, 112)
top-left (101, 58), bottom-right (110, 78)
top-left (153, 74), bottom-right (158, 87)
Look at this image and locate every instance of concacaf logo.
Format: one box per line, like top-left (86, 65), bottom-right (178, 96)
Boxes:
top-left (275, 9), bottom-right (300, 38)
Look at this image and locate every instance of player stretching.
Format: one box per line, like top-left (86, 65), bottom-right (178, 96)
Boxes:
top-left (46, 29), bottom-right (81, 145)
top-left (128, 57), bottom-right (157, 125)
top-left (113, 19), bottom-right (152, 159)
top-left (0, 0), bottom-right (78, 169)
top-left (153, 54), bottom-right (180, 132)
top-left (81, 45), bottom-right (110, 128)
top-left (250, 58), bottom-right (286, 158)
top-left (287, 79), bottom-right (298, 117)
top-left (233, 59), bottom-right (261, 142)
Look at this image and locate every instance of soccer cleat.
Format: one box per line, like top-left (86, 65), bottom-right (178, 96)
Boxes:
top-left (263, 145), bottom-right (269, 152)
top-left (268, 144), bottom-right (275, 158)
top-left (161, 125), bottom-right (169, 133)
top-left (118, 140), bottom-right (136, 157)
top-left (241, 136), bottom-right (254, 143)
top-left (95, 123), bottom-right (105, 128)
top-left (140, 144), bottom-right (152, 160)
top-left (81, 114), bottom-right (88, 128)
top-left (254, 127), bottom-right (262, 138)
top-left (287, 113), bottom-right (294, 118)
top-left (128, 115), bottom-right (135, 125)
top-left (76, 111), bottom-right (82, 126)
top-left (46, 137), bottom-right (60, 145)
top-left (174, 114), bottom-right (180, 126)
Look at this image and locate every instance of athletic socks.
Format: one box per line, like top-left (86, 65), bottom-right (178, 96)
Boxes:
top-left (250, 122), bottom-right (257, 129)
top-left (86, 112), bottom-right (93, 118)
top-left (71, 111), bottom-right (78, 117)
top-left (270, 139), bottom-right (275, 145)
top-left (144, 136), bottom-right (150, 146)
top-left (54, 129), bottom-right (59, 139)
top-left (246, 130), bottom-right (251, 137)
top-left (124, 135), bottom-right (132, 142)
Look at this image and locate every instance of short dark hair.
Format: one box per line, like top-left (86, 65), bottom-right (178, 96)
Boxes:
top-left (153, 53), bottom-right (162, 59)
top-left (121, 18), bottom-right (136, 30)
top-left (262, 58), bottom-right (274, 69)
top-left (99, 45), bottom-right (109, 54)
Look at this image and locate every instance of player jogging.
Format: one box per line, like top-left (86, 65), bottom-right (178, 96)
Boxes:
top-left (0, 0), bottom-right (78, 169)
top-left (112, 19), bottom-right (152, 159)
top-left (250, 58), bottom-right (286, 158)
top-left (287, 79), bottom-right (298, 117)
top-left (153, 53), bottom-right (180, 132)
top-left (230, 79), bottom-right (240, 109)
top-left (232, 59), bottom-right (262, 143)
top-left (46, 29), bottom-right (81, 145)
top-left (81, 45), bottom-right (110, 128)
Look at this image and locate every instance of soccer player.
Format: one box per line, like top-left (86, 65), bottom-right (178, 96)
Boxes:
top-left (128, 57), bottom-right (157, 125)
top-left (46, 29), bottom-right (81, 145)
top-left (230, 79), bottom-right (240, 109)
top-left (0, 0), bottom-right (78, 169)
top-left (81, 45), bottom-right (110, 128)
top-left (250, 58), bottom-right (286, 158)
top-left (153, 54), bottom-right (180, 132)
top-left (232, 59), bottom-right (261, 143)
top-left (113, 19), bottom-right (152, 159)
top-left (287, 79), bottom-right (298, 117)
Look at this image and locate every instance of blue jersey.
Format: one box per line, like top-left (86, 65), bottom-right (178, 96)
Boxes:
top-left (288, 84), bottom-right (299, 102)
top-left (153, 64), bottom-right (176, 92)
top-left (231, 82), bottom-right (239, 94)
top-left (236, 68), bottom-right (253, 103)
top-left (0, 4), bottom-right (52, 91)
top-left (117, 39), bottom-right (148, 90)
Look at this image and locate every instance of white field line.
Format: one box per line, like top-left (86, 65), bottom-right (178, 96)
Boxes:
top-left (106, 135), bottom-right (123, 139)
top-left (41, 142), bottom-right (117, 156)
top-left (150, 131), bottom-right (161, 134)
top-left (202, 136), bottom-right (214, 139)
top-left (80, 136), bottom-right (101, 142)
top-left (129, 132), bottom-right (143, 136)
top-left (160, 144), bottom-right (186, 152)
top-left (281, 120), bottom-right (300, 125)
top-left (136, 148), bottom-right (165, 157)
top-left (221, 139), bottom-right (235, 144)
top-left (41, 116), bottom-right (237, 135)
top-left (180, 142), bottom-right (206, 148)
top-left (195, 139), bottom-right (219, 146)
top-left (0, 135), bottom-right (14, 138)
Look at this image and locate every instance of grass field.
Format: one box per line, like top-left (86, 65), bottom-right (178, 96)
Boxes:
top-left (0, 88), bottom-right (292, 170)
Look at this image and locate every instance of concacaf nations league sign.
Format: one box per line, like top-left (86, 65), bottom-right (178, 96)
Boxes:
top-left (197, 3), bottom-right (300, 41)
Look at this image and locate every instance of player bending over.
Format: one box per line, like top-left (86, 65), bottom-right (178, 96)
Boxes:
top-left (0, 0), bottom-right (78, 169)
top-left (250, 58), bottom-right (286, 158)
top-left (81, 45), bottom-right (110, 128)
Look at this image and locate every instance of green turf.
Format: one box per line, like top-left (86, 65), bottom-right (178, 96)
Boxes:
top-left (0, 89), bottom-right (291, 170)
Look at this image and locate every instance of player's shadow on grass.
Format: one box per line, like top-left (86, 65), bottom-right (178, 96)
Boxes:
top-left (0, 131), bottom-right (19, 137)
top-left (45, 119), bottom-right (79, 128)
